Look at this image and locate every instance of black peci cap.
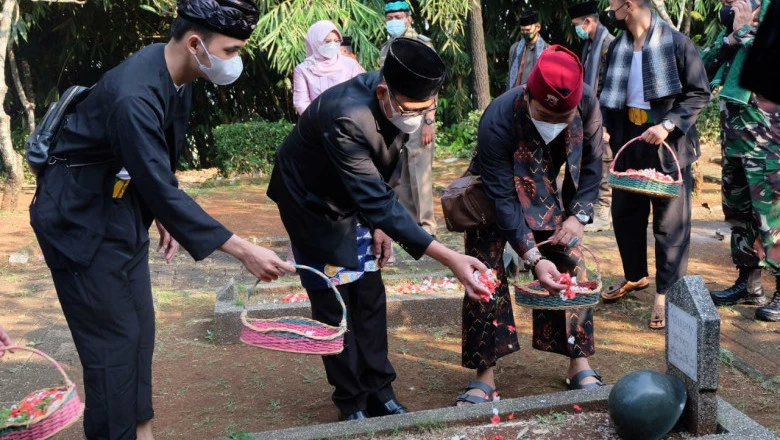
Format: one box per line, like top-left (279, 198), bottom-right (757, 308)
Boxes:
top-left (519, 10), bottom-right (540, 26)
top-left (177, 0), bottom-right (260, 40)
top-left (381, 38), bottom-right (445, 101)
top-left (568, 1), bottom-right (600, 19)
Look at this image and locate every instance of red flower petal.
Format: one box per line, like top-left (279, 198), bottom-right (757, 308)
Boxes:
top-left (508, 412), bottom-right (515, 420)
top-left (491, 414), bottom-right (501, 424)
top-left (573, 404), bottom-right (582, 412)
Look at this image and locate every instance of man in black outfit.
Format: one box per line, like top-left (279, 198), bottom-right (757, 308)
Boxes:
top-left (29, 1), bottom-right (294, 438)
top-left (268, 38), bottom-right (490, 421)
top-left (599, 0), bottom-right (710, 329)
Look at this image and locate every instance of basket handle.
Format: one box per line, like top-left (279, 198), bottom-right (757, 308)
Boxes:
top-left (248, 264), bottom-right (348, 330)
top-left (0, 345), bottom-right (74, 388)
top-left (535, 240), bottom-right (602, 281)
top-left (609, 136), bottom-right (683, 184)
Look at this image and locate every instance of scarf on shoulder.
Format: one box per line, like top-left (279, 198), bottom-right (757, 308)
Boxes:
top-left (581, 24), bottom-right (609, 89)
top-left (507, 37), bottom-right (547, 90)
top-left (600, 13), bottom-right (682, 109)
top-left (512, 88), bottom-right (584, 229)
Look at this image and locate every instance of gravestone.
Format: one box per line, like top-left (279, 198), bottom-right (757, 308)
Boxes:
top-left (665, 275), bottom-right (721, 435)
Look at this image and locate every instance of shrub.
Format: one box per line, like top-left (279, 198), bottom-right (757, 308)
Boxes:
top-left (435, 109), bottom-right (484, 159)
top-left (212, 119), bottom-right (294, 176)
top-left (697, 94), bottom-right (721, 148)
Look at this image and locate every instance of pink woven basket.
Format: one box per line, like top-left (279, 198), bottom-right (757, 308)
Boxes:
top-left (0, 346), bottom-right (84, 440)
top-left (240, 265), bottom-right (347, 355)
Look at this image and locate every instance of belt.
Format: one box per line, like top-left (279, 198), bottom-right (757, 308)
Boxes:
top-left (627, 107), bottom-right (653, 126)
top-left (48, 153), bottom-right (115, 168)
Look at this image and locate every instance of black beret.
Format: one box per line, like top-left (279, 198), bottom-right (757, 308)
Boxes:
top-left (381, 38), bottom-right (445, 101)
top-left (177, 0), bottom-right (260, 40)
top-left (340, 36), bottom-right (353, 47)
top-left (568, 1), bottom-right (600, 19)
top-left (519, 11), bottom-right (540, 26)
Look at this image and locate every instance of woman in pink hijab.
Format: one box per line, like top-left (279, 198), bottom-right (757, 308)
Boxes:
top-left (293, 20), bottom-right (365, 115)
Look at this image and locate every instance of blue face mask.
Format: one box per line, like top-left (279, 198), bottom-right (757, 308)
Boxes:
top-left (386, 19), bottom-right (407, 38)
top-left (575, 24), bottom-right (589, 40)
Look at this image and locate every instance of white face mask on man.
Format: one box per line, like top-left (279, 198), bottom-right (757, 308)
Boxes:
top-left (381, 89), bottom-right (424, 134)
top-left (194, 38), bottom-right (243, 86)
top-left (531, 118), bottom-right (568, 144)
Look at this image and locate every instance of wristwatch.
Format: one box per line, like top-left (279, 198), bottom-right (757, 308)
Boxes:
top-left (424, 117), bottom-right (435, 125)
top-left (575, 213), bottom-right (590, 225)
top-left (661, 119), bottom-right (675, 133)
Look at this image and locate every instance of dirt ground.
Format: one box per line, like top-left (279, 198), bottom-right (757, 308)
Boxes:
top-left (0, 140), bottom-right (778, 440)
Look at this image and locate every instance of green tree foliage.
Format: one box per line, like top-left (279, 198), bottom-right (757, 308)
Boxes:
top-left (4, 0), bottom-right (727, 173)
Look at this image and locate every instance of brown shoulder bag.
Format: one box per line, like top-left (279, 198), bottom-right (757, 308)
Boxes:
top-left (441, 173), bottom-right (495, 232)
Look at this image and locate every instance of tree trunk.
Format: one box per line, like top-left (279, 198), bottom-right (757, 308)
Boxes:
top-left (651, 0), bottom-right (674, 24)
top-left (9, 48), bottom-right (35, 134)
top-left (468, 0), bottom-right (490, 110)
top-left (0, 0), bottom-right (22, 211)
top-left (681, 0), bottom-right (693, 35)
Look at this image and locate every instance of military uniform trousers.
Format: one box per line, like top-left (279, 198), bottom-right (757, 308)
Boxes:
top-left (35, 165), bottom-right (155, 440)
top-left (722, 155), bottom-right (780, 275)
top-left (392, 125), bottom-right (437, 235)
top-left (611, 114), bottom-right (694, 293)
top-left (306, 271), bottom-right (398, 415)
top-left (461, 226), bottom-right (595, 372)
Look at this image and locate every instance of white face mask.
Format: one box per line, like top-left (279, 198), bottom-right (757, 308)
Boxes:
top-left (386, 19), bottom-right (407, 38)
top-left (318, 41), bottom-right (341, 59)
top-left (195, 38), bottom-right (243, 86)
top-left (382, 92), bottom-right (423, 134)
top-left (531, 118), bottom-right (568, 145)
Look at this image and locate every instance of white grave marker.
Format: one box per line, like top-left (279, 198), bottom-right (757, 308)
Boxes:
top-left (667, 303), bottom-right (698, 381)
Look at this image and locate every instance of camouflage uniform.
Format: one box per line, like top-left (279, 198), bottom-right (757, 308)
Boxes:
top-left (381, 28), bottom-right (439, 235)
top-left (704, 30), bottom-right (780, 276)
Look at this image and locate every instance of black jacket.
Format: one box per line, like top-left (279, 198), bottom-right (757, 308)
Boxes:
top-left (601, 29), bottom-right (711, 173)
top-left (470, 85), bottom-right (604, 256)
top-left (267, 71), bottom-right (433, 268)
top-left (31, 44), bottom-right (232, 266)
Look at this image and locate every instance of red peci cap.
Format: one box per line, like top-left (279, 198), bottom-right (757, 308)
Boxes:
top-left (526, 45), bottom-right (584, 113)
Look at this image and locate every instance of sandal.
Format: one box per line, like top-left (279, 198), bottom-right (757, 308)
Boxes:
top-left (649, 302), bottom-right (666, 330)
top-left (455, 380), bottom-right (496, 406)
top-left (566, 369), bottom-right (606, 390)
top-left (601, 277), bottom-right (650, 301)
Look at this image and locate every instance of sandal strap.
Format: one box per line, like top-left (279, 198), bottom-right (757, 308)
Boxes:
top-left (456, 392), bottom-right (492, 405)
top-left (464, 380), bottom-right (495, 397)
top-left (570, 369), bottom-right (603, 387)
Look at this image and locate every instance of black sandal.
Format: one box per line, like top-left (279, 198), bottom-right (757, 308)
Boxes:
top-left (567, 369), bottom-right (606, 390)
top-left (455, 380), bottom-right (496, 405)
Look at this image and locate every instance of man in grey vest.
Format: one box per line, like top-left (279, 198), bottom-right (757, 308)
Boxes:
top-left (569, 1), bottom-right (615, 231)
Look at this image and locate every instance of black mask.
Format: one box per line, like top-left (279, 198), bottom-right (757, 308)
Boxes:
top-left (606, 10), bottom-right (628, 31)
top-left (719, 5), bottom-right (735, 33)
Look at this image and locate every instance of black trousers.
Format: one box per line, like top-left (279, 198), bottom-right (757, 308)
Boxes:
top-left (611, 116), bottom-right (693, 293)
top-left (35, 169), bottom-right (154, 440)
top-left (306, 271), bottom-right (397, 415)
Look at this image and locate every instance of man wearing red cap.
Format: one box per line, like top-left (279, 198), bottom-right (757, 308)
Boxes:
top-left (455, 46), bottom-right (606, 405)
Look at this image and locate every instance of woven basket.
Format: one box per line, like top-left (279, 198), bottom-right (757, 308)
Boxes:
top-left (514, 241), bottom-right (602, 310)
top-left (608, 137), bottom-right (682, 199)
top-left (0, 346), bottom-right (84, 440)
top-left (240, 264), bottom-right (347, 355)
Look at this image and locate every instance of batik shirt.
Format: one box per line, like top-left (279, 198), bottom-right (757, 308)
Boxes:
top-left (293, 223), bottom-right (379, 290)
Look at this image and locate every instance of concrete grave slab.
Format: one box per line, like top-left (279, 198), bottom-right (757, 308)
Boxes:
top-left (666, 275), bottom-right (722, 436)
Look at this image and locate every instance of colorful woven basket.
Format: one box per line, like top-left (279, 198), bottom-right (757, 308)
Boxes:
top-left (240, 265), bottom-right (347, 355)
top-left (0, 346), bottom-right (84, 440)
top-left (608, 137), bottom-right (682, 199)
top-left (514, 241), bottom-right (602, 310)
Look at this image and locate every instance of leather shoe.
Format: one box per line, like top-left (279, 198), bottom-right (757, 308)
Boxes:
top-left (368, 399), bottom-right (408, 417)
top-left (338, 410), bottom-right (368, 421)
